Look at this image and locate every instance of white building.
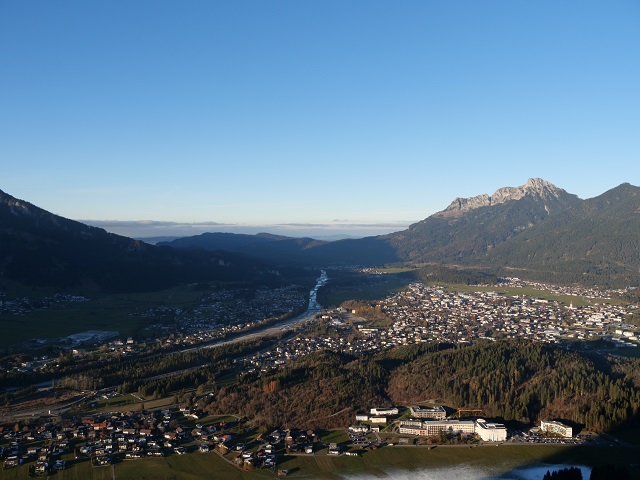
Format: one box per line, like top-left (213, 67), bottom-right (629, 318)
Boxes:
top-left (475, 419), bottom-right (507, 442)
top-left (370, 407), bottom-right (399, 416)
top-left (398, 419), bottom-right (475, 436)
top-left (540, 420), bottom-right (572, 438)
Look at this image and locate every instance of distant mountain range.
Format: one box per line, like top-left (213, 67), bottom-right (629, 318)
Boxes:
top-left (161, 232), bottom-right (326, 264)
top-left (0, 189), bottom-right (289, 292)
top-left (2, 178), bottom-right (638, 291)
top-left (161, 178), bottom-right (640, 287)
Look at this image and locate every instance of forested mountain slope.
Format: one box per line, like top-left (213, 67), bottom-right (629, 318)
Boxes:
top-left (160, 232), bottom-right (325, 264)
top-left (471, 183), bottom-right (640, 286)
top-left (202, 340), bottom-right (640, 432)
top-left (383, 178), bottom-right (580, 262)
top-left (0, 189), bottom-right (286, 292)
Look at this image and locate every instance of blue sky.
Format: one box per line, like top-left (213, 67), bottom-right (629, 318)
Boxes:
top-left (1, 1), bottom-right (638, 238)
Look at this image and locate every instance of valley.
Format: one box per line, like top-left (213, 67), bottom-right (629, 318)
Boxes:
top-left (1, 180), bottom-right (640, 478)
top-left (2, 273), bottom-right (640, 478)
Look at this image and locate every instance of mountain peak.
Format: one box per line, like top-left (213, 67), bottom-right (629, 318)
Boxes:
top-left (442, 178), bottom-right (568, 216)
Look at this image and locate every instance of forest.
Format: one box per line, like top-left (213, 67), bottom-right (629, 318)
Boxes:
top-left (200, 340), bottom-right (640, 433)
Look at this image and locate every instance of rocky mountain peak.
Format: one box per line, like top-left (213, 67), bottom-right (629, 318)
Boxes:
top-left (442, 178), bottom-right (568, 215)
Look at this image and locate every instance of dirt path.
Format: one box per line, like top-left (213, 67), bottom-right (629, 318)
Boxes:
top-left (308, 407), bottom-right (351, 422)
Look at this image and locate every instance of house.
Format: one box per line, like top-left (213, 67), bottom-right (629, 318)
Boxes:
top-left (4, 456), bottom-right (20, 468)
top-left (370, 417), bottom-right (387, 424)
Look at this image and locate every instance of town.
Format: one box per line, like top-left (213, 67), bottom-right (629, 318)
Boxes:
top-left (2, 397), bottom-right (602, 476)
top-left (240, 278), bottom-right (639, 376)
top-left (1, 276), bottom-right (639, 476)
top-left (0, 284), bottom-right (309, 376)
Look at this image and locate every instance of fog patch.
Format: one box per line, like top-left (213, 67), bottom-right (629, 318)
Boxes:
top-left (342, 464), bottom-right (591, 480)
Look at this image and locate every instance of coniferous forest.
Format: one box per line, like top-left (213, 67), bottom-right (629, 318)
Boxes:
top-left (201, 340), bottom-right (640, 432)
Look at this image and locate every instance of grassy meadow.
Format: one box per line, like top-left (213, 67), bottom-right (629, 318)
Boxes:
top-left (2, 444), bottom-right (638, 480)
top-left (0, 284), bottom-right (205, 348)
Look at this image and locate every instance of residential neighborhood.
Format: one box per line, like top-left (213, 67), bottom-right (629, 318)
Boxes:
top-left (232, 280), bottom-right (639, 377)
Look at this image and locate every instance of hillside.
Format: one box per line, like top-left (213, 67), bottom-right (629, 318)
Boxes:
top-left (162, 179), bottom-right (582, 268)
top-left (201, 340), bottom-right (640, 432)
top-left (0, 189), bottom-right (287, 292)
top-left (472, 183), bottom-right (640, 286)
top-left (384, 178), bottom-right (580, 262)
top-left (158, 179), bottom-right (640, 288)
top-left (159, 232), bottom-right (326, 265)
top-left (15, 178), bottom-right (638, 291)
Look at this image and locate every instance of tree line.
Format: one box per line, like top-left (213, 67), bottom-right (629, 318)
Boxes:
top-left (201, 340), bottom-right (640, 433)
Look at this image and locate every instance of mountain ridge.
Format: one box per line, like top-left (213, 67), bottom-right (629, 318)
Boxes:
top-left (0, 189), bottom-right (288, 292)
top-left (160, 179), bottom-right (639, 287)
top-left (470, 182), bottom-right (640, 285)
top-left (441, 178), bottom-right (573, 217)
top-left (3, 179), bottom-right (638, 290)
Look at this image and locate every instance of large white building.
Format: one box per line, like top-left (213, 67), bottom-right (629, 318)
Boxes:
top-left (540, 420), bottom-right (572, 438)
top-left (474, 419), bottom-right (507, 442)
top-left (399, 418), bottom-right (508, 440)
top-left (399, 419), bottom-right (475, 436)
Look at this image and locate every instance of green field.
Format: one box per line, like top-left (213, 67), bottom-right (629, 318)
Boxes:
top-left (319, 278), bottom-right (412, 307)
top-left (319, 270), bottom-right (622, 310)
top-left (596, 348), bottom-right (640, 359)
top-left (0, 285), bottom-right (205, 348)
top-left (2, 444), bottom-right (638, 480)
top-left (261, 444), bottom-right (638, 480)
top-left (439, 284), bottom-right (618, 307)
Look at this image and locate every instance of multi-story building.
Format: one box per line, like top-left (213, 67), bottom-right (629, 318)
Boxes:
top-left (540, 420), bottom-right (572, 438)
top-left (370, 417), bottom-right (388, 424)
top-left (370, 407), bottom-right (399, 416)
top-left (398, 419), bottom-right (475, 436)
top-left (475, 419), bottom-right (507, 441)
top-left (409, 405), bottom-right (447, 420)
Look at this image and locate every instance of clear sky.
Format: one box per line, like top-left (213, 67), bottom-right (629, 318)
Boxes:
top-left (1, 1), bottom-right (638, 238)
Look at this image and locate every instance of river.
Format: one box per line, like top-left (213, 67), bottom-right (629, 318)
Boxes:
top-left (189, 269), bottom-right (328, 350)
top-left (28, 270), bottom-right (328, 391)
top-left (219, 268), bottom-right (328, 337)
